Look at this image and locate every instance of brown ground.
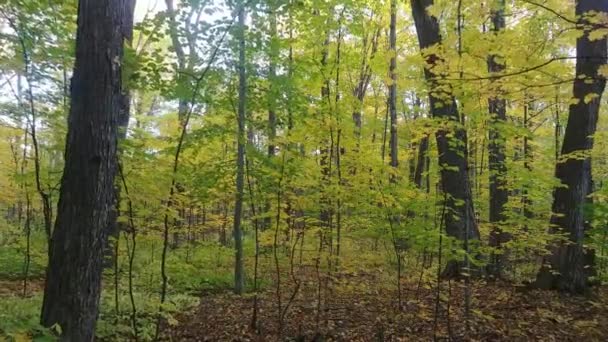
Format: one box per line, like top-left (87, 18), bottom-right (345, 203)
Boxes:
top-left (168, 275), bottom-right (608, 341)
top-left (0, 279), bottom-right (44, 297)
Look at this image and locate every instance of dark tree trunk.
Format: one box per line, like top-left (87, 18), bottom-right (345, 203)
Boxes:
top-left (410, 0), bottom-right (480, 277)
top-left (106, 0), bottom-right (136, 266)
top-left (264, 5), bottom-right (278, 232)
top-left (413, 136), bottom-right (429, 189)
top-left (40, 0), bottom-right (132, 340)
top-left (486, 0), bottom-right (509, 278)
top-left (535, 0), bottom-right (608, 293)
top-left (388, 0), bottom-right (398, 173)
top-left (413, 97), bottom-right (428, 190)
top-left (318, 9), bottom-right (333, 241)
top-left (267, 6), bottom-right (278, 159)
top-left (353, 28), bottom-right (380, 139)
top-left (522, 99), bottom-right (534, 222)
top-left (165, 0), bottom-right (196, 247)
top-left (233, 1), bottom-right (247, 295)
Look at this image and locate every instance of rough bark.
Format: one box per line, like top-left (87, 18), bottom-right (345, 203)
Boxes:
top-left (487, 0), bottom-right (509, 278)
top-left (535, 0), bottom-right (608, 293)
top-left (106, 0), bottom-right (136, 265)
top-left (410, 0), bottom-right (480, 277)
top-left (40, 0), bottom-right (132, 340)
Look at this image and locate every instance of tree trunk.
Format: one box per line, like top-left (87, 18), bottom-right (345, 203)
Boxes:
top-left (265, 4), bottom-right (278, 231)
top-left (534, 0), bottom-right (608, 293)
top-left (353, 28), bottom-right (380, 140)
top-left (267, 5), bottom-right (278, 159)
top-left (233, 1), bottom-right (247, 295)
top-left (486, 0), bottom-right (509, 278)
top-left (40, 0), bottom-right (132, 340)
top-left (389, 0), bottom-right (398, 173)
top-left (413, 136), bottom-right (429, 189)
top-left (410, 0), bottom-right (480, 277)
top-left (106, 0), bottom-right (136, 266)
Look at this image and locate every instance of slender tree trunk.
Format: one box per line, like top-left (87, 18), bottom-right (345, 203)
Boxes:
top-left (165, 0), bottom-right (190, 124)
top-left (165, 0), bottom-right (198, 248)
top-left (335, 20), bottom-right (344, 259)
top-left (389, 0), bottom-right (398, 174)
top-left (411, 0), bottom-right (481, 277)
top-left (22, 192), bottom-right (31, 297)
top-left (522, 98), bottom-right (534, 222)
top-left (118, 164), bottom-right (139, 340)
top-left (486, 0), bottom-right (509, 278)
top-left (413, 96), bottom-right (427, 189)
top-left (353, 28), bottom-right (380, 140)
top-left (318, 8), bottom-right (333, 255)
top-left (245, 156), bottom-right (261, 332)
top-left (555, 90), bottom-right (561, 163)
top-left (267, 6), bottom-right (278, 159)
top-left (535, 0), bottom-right (608, 293)
top-left (40, 1), bottom-right (132, 340)
top-left (264, 3), bottom-right (278, 232)
top-left (413, 135), bottom-right (429, 189)
top-left (387, 0), bottom-right (405, 306)
top-left (233, 1), bottom-right (247, 295)
top-left (12, 21), bottom-right (54, 248)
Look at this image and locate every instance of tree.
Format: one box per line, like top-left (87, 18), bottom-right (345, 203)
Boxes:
top-left (389, 0), bottom-right (398, 173)
top-left (535, 0), bottom-right (608, 293)
top-left (487, 0), bottom-right (509, 278)
top-left (107, 0), bottom-right (136, 263)
top-left (165, 0), bottom-right (194, 123)
top-left (410, 0), bottom-right (481, 277)
top-left (233, 0), bottom-right (247, 295)
top-left (40, 0), bottom-right (133, 339)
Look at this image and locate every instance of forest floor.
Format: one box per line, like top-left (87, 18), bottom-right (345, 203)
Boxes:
top-left (169, 274), bottom-right (608, 341)
top-left (2, 239), bottom-right (607, 341)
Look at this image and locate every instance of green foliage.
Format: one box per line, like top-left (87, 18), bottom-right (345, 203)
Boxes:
top-left (1, 0), bottom-right (608, 339)
top-left (0, 228), bottom-right (46, 280)
top-left (0, 295), bottom-right (54, 341)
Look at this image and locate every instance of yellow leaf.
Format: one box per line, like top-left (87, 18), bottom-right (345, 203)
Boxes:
top-left (599, 64), bottom-right (608, 78)
top-left (589, 28), bottom-right (608, 41)
top-left (12, 333), bottom-right (31, 342)
top-left (584, 93), bottom-right (599, 104)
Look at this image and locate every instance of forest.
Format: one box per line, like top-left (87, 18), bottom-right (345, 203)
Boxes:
top-left (1, 0), bottom-right (608, 340)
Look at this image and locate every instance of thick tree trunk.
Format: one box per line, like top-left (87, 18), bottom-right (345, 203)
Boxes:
top-left (40, 0), bottom-right (132, 340)
top-left (410, 0), bottom-right (480, 277)
top-left (106, 0), bottom-right (136, 265)
top-left (233, 2), bottom-right (247, 295)
top-left (535, 0), bottom-right (608, 293)
top-left (486, 0), bottom-right (509, 278)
